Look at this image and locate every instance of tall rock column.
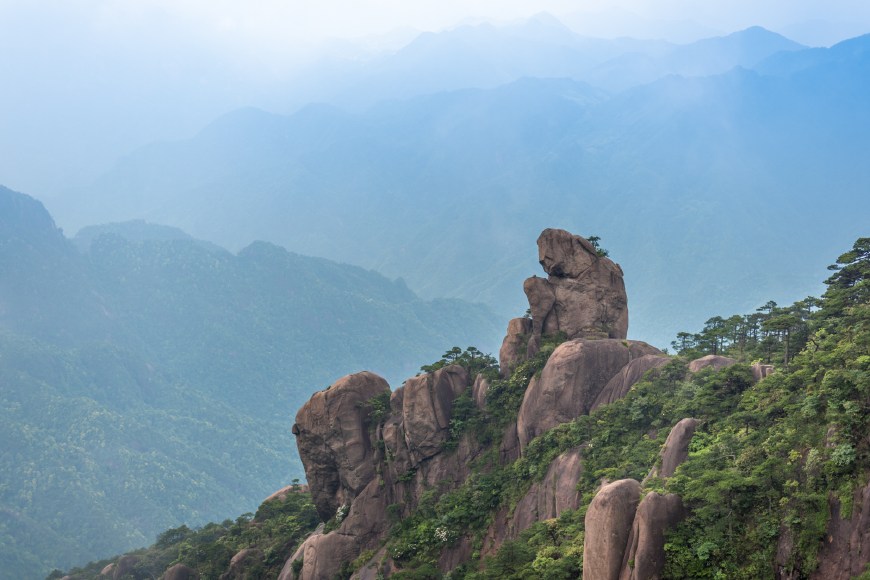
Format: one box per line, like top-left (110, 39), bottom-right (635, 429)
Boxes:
top-left (499, 228), bottom-right (630, 377)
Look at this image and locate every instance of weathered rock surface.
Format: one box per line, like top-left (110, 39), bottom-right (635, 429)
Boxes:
top-left (583, 479), bottom-right (642, 580)
top-left (523, 276), bottom-right (557, 336)
top-left (646, 418), bottom-right (699, 481)
top-left (296, 532), bottom-right (358, 580)
top-left (532, 228), bottom-right (629, 340)
top-left (351, 547), bottom-right (398, 580)
top-left (592, 355), bottom-right (670, 412)
top-left (220, 549), bottom-right (263, 580)
top-left (472, 374), bottom-right (489, 409)
top-left (483, 448), bottom-right (583, 555)
top-left (752, 362), bottom-right (775, 382)
top-left (162, 563), bottom-right (197, 580)
top-left (499, 317), bottom-right (531, 377)
top-left (293, 371), bottom-right (390, 521)
top-left (113, 556), bottom-right (139, 580)
top-left (498, 229), bottom-right (631, 377)
top-left (288, 366), bottom-right (482, 579)
top-left (401, 365), bottom-right (469, 461)
top-left (688, 354), bottom-right (737, 373)
top-left (811, 478), bottom-right (870, 580)
top-left (618, 492), bottom-right (685, 580)
top-left (517, 339), bottom-right (662, 449)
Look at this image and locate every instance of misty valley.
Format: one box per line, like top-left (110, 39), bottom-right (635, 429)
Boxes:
top-left (0, 10), bottom-right (868, 580)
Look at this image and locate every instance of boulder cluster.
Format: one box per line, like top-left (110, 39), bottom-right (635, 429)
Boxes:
top-left (268, 229), bottom-right (770, 580)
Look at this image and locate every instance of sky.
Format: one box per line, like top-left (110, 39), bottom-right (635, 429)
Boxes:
top-left (1, 0), bottom-right (869, 197)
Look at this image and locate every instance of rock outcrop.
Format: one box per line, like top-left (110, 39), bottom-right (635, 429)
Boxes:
top-left (688, 354), bottom-right (737, 373)
top-left (516, 339), bottom-right (662, 449)
top-left (221, 549), bottom-right (263, 580)
top-left (530, 229), bottom-right (629, 340)
top-left (618, 492), bottom-right (685, 580)
top-left (401, 365), bottom-right (469, 461)
top-left (471, 374), bottom-right (489, 409)
top-left (499, 317), bottom-right (532, 376)
top-left (292, 371), bottom-right (390, 521)
top-left (583, 479), bottom-right (643, 580)
top-left (482, 448), bottom-right (583, 555)
top-left (498, 230), bottom-right (630, 377)
top-left (810, 478), bottom-right (870, 580)
top-left (582, 418), bottom-right (697, 580)
top-left (162, 563), bottom-right (197, 580)
top-left (646, 418), bottom-right (699, 481)
top-left (286, 229), bottom-right (694, 579)
top-left (592, 354), bottom-right (670, 412)
top-left (288, 365), bottom-right (484, 579)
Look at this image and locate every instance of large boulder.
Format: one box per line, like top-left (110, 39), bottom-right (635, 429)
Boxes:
top-left (619, 492), bottom-right (685, 580)
top-left (583, 479), bottom-right (642, 580)
top-left (162, 563), bottom-right (197, 580)
top-left (688, 354), bottom-right (737, 373)
top-left (401, 365), bottom-right (469, 462)
top-left (499, 229), bottom-right (632, 377)
top-left (533, 228), bottom-right (629, 340)
top-left (499, 317), bottom-right (532, 377)
top-left (483, 448), bottom-right (583, 555)
top-left (220, 549), bottom-right (263, 580)
top-left (113, 556), bottom-right (139, 580)
top-left (592, 355), bottom-right (670, 412)
top-left (293, 371), bottom-right (390, 521)
top-left (517, 339), bottom-right (662, 449)
top-left (295, 532), bottom-right (358, 580)
top-left (646, 418), bottom-right (700, 481)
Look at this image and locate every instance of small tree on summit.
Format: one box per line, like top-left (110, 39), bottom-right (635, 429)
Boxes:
top-left (586, 235), bottom-right (609, 257)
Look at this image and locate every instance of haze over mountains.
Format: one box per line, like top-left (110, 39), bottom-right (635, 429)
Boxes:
top-left (2, 10), bottom-right (869, 577)
top-left (46, 19), bottom-right (870, 348)
top-left (0, 186), bottom-right (500, 577)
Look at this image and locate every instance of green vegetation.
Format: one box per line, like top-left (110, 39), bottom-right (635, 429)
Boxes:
top-left (355, 238), bottom-right (870, 578)
top-left (48, 233), bottom-right (870, 578)
top-left (49, 487), bottom-right (319, 580)
top-left (0, 189), bottom-right (500, 578)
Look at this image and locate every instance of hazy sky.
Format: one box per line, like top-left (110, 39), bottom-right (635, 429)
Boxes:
top-left (1, 0), bottom-right (868, 197)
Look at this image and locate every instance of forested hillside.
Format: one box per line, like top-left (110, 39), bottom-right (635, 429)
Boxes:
top-left (0, 186), bottom-right (501, 578)
top-left (58, 234), bottom-right (870, 579)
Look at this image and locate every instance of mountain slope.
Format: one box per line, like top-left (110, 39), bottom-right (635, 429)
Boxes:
top-left (0, 186), bottom-right (501, 578)
top-left (59, 35), bottom-right (870, 349)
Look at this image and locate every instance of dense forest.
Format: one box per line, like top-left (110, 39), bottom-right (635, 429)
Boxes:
top-left (0, 186), bottom-right (501, 578)
top-left (57, 237), bottom-right (869, 578)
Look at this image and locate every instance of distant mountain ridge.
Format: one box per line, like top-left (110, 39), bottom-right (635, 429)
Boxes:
top-left (0, 185), bottom-right (501, 578)
top-left (57, 30), bottom-right (870, 349)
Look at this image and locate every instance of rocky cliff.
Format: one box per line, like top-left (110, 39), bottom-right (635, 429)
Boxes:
top-left (80, 230), bottom-right (870, 580)
top-left (278, 230), bottom-right (697, 579)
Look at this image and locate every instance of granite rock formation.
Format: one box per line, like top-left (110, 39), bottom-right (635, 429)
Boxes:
top-left (687, 354), bottom-right (738, 373)
top-left (292, 371), bottom-right (390, 522)
top-left (500, 229), bottom-right (630, 377)
top-left (810, 478), bottom-right (870, 580)
top-left (582, 418), bottom-right (697, 580)
top-left (592, 354), bottom-right (670, 411)
top-left (583, 479), bottom-right (643, 580)
top-left (516, 338), bottom-right (662, 449)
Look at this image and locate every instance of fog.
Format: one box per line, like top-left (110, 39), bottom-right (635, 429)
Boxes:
top-left (1, 0), bottom-right (868, 198)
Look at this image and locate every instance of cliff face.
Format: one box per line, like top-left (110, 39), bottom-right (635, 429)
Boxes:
top-left (283, 230), bottom-right (677, 579)
top-left (274, 228), bottom-right (870, 580)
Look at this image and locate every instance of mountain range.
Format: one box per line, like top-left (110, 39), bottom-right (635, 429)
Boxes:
top-left (0, 185), bottom-right (500, 578)
top-left (51, 26), bottom-right (870, 349)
